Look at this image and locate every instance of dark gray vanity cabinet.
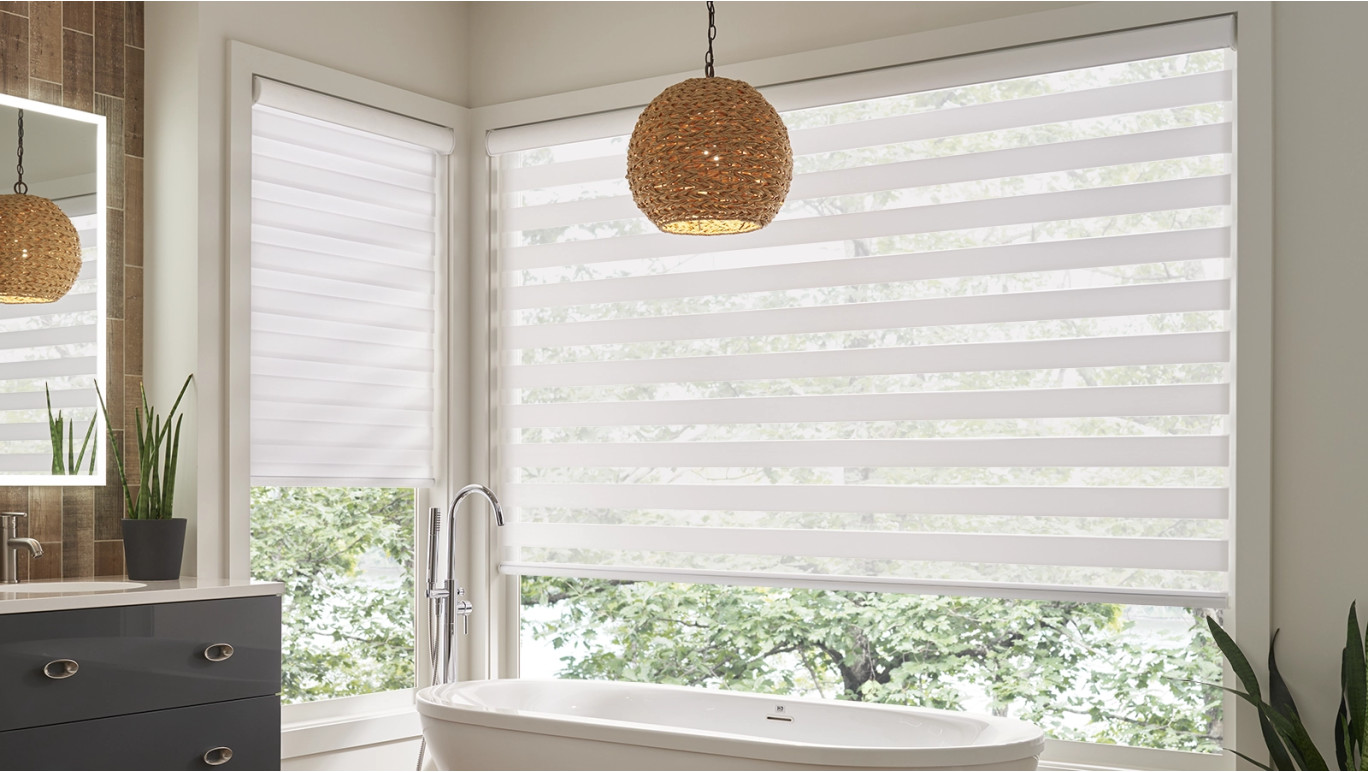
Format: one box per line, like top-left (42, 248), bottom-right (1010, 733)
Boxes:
top-left (0, 596), bottom-right (282, 770)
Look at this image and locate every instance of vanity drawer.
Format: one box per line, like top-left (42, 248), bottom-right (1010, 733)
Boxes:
top-left (0, 596), bottom-right (281, 731)
top-left (0, 695), bottom-right (280, 770)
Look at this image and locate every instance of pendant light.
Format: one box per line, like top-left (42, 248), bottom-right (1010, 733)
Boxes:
top-left (0, 109), bottom-right (82, 304)
top-left (627, 1), bottom-right (793, 236)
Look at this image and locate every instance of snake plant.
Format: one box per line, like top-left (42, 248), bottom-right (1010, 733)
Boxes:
top-left (45, 383), bottom-right (96, 475)
top-left (94, 374), bottom-right (192, 520)
top-left (1207, 603), bottom-right (1367, 770)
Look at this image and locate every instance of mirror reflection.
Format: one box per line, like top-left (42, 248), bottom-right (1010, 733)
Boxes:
top-left (0, 95), bottom-right (105, 484)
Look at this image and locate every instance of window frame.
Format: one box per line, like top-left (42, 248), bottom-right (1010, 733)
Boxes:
top-left (223, 40), bottom-right (470, 746)
top-left (469, 4), bottom-right (1271, 769)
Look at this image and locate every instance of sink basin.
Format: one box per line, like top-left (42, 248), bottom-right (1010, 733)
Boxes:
top-left (4, 581), bottom-right (146, 594)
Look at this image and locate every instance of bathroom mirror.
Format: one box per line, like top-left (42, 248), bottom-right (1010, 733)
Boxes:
top-left (0, 93), bottom-right (106, 485)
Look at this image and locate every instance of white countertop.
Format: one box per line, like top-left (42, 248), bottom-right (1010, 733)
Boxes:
top-left (0, 576), bottom-right (285, 614)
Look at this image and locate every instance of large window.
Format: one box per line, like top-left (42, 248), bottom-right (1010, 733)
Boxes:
top-left (492, 18), bottom-right (1234, 752)
top-left (246, 78), bottom-right (450, 703)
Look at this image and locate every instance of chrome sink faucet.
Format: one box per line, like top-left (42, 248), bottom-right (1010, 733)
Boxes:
top-left (1, 512), bottom-right (44, 584)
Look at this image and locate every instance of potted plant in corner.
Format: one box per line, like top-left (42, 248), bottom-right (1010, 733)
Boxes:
top-left (95, 374), bottom-right (193, 581)
top-left (1205, 602), bottom-right (1368, 769)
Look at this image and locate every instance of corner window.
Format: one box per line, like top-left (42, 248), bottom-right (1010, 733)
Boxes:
top-left (491, 17), bottom-right (1234, 753)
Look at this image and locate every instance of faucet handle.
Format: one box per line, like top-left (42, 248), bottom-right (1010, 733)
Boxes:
top-left (0, 512), bottom-right (26, 519)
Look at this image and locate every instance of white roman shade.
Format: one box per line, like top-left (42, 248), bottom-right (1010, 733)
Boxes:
top-left (0, 194), bottom-right (101, 477)
top-left (491, 18), bottom-right (1236, 608)
top-left (250, 79), bottom-right (448, 486)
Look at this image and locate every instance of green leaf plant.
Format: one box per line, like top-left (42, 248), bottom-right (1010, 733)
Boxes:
top-left (94, 374), bottom-right (193, 520)
top-left (45, 383), bottom-right (96, 475)
top-left (1206, 603), bottom-right (1368, 770)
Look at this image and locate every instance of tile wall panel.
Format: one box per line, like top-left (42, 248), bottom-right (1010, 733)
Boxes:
top-left (1, 1), bottom-right (144, 580)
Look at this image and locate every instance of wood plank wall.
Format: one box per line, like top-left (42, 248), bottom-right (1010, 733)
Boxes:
top-left (0, 1), bottom-right (144, 580)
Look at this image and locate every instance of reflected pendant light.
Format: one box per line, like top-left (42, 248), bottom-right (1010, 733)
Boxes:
top-left (0, 109), bottom-right (82, 303)
top-left (627, 1), bottom-right (793, 235)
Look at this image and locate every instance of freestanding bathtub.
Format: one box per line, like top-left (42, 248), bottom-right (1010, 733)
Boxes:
top-left (416, 679), bottom-right (1045, 770)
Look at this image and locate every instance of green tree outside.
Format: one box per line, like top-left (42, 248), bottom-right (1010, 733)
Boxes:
top-left (250, 486), bottom-right (416, 703)
top-left (522, 576), bottom-right (1224, 753)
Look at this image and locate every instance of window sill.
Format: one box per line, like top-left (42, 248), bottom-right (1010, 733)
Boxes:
top-left (1041, 739), bottom-right (1226, 771)
top-left (280, 689), bottom-right (421, 760)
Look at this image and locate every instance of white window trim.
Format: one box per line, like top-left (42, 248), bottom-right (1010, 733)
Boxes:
top-left (222, 41), bottom-right (470, 727)
top-left (468, 3), bottom-right (1272, 769)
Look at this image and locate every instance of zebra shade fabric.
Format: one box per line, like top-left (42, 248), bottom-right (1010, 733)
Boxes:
top-left (250, 81), bottom-right (448, 487)
top-left (490, 17), bottom-right (1236, 607)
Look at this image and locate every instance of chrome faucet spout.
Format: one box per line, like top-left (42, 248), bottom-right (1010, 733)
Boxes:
top-left (9, 538), bottom-right (42, 558)
top-left (0, 512), bottom-right (41, 584)
top-left (450, 483), bottom-right (504, 527)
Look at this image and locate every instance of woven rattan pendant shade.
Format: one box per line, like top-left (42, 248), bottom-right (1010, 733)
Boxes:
top-left (627, 76), bottom-right (793, 235)
top-left (0, 193), bottom-right (82, 303)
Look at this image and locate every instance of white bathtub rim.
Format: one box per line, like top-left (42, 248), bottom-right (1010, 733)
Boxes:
top-left (416, 679), bottom-right (1045, 769)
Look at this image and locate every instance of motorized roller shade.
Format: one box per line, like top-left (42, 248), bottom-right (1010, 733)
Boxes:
top-left (0, 194), bottom-right (101, 477)
top-left (490, 17), bottom-right (1236, 608)
top-left (250, 80), bottom-right (444, 486)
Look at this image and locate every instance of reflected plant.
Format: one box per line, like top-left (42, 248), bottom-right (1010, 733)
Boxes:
top-left (46, 383), bottom-right (95, 475)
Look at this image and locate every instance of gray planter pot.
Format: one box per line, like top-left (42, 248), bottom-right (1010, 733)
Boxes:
top-left (121, 518), bottom-right (186, 581)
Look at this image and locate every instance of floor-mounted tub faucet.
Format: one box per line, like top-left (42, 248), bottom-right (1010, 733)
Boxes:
top-left (1, 512), bottom-right (43, 584)
top-left (419, 485), bottom-right (504, 771)
top-left (426, 484), bottom-right (504, 686)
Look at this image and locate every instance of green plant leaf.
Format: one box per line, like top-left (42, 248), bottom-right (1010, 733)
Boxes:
top-left (1231, 748), bottom-right (1276, 771)
top-left (1259, 692), bottom-right (1330, 770)
top-left (1337, 698), bottom-right (1352, 771)
top-left (95, 383), bottom-right (138, 518)
top-left (46, 383), bottom-right (65, 475)
top-left (163, 415), bottom-right (182, 518)
top-left (1209, 616), bottom-right (1264, 699)
top-left (76, 416), bottom-right (96, 475)
top-left (1271, 630), bottom-right (1306, 734)
top-left (1209, 616), bottom-right (1295, 768)
top-left (1345, 603), bottom-right (1366, 770)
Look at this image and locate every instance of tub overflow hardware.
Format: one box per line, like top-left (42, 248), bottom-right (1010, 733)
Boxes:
top-left (767, 704), bottom-right (794, 722)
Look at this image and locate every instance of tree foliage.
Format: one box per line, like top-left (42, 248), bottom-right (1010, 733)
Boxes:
top-left (522, 576), bottom-right (1224, 753)
top-left (251, 486), bottom-right (415, 703)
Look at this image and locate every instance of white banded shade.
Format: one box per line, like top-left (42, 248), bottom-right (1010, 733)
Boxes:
top-left (250, 88), bottom-right (443, 486)
top-left (491, 19), bottom-right (1236, 608)
top-left (0, 194), bottom-right (101, 477)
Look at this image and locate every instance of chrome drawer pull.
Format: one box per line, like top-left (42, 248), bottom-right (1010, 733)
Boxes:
top-left (203, 746), bottom-right (233, 766)
top-left (203, 643), bottom-right (234, 662)
top-left (42, 659), bottom-right (78, 679)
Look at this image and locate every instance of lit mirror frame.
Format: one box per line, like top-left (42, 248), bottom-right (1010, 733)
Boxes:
top-left (0, 92), bottom-right (107, 486)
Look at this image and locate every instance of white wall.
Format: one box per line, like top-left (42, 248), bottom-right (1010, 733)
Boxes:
top-left (467, 1), bottom-right (1081, 106)
top-left (1269, 0), bottom-right (1368, 745)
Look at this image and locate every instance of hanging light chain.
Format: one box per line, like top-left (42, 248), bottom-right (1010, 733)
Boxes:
top-left (704, 1), bottom-right (717, 78)
top-left (13, 109), bottom-right (26, 195)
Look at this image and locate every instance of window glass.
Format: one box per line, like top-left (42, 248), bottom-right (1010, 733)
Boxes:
top-left (521, 577), bottom-right (1223, 753)
top-left (251, 486), bottom-right (416, 703)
